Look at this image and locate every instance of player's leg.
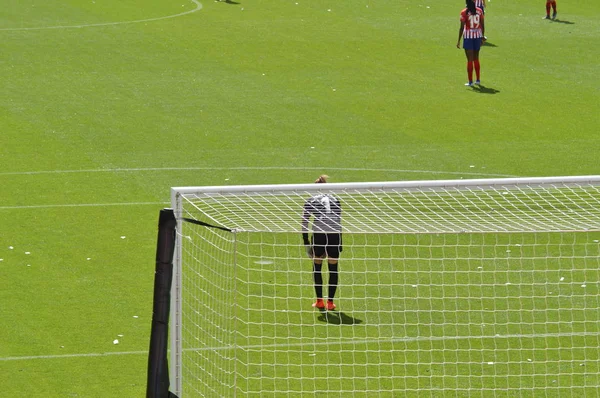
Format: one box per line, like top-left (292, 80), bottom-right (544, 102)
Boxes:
top-left (312, 260), bottom-right (325, 308)
top-left (464, 47), bottom-right (475, 86)
top-left (544, 1), bottom-right (552, 19)
top-left (311, 234), bottom-right (327, 308)
top-left (326, 259), bottom-right (338, 310)
top-left (473, 46), bottom-right (481, 84)
top-left (324, 234), bottom-right (341, 310)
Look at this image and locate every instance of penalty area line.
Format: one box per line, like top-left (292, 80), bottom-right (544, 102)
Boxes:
top-left (0, 166), bottom-right (516, 178)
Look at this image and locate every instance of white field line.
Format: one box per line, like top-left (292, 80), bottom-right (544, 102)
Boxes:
top-left (0, 202), bottom-right (168, 210)
top-left (1, 330), bottom-right (597, 362)
top-left (0, 0), bottom-right (202, 31)
top-left (0, 166), bottom-right (516, 178)
top-left (0, 167), bottom-right (515, 210)
top-left (0, 350), bottom-right (148, 362)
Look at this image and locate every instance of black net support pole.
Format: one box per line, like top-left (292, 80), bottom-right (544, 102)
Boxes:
top-left (146, 208), bottom-right (179, 398)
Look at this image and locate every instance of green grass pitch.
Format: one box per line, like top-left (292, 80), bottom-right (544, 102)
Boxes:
top-left (1, 0), bottom-right (599, 396)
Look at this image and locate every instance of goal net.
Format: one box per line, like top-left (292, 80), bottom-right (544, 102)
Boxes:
top-left (168, 176), bottom-right (600, 397)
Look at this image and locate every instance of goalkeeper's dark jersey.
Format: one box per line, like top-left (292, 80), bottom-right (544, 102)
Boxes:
top-left (302, 193), bottom-right (342, 233)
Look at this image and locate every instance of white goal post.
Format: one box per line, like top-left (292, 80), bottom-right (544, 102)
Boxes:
top-left (168, 176), bottom-right (600, 397)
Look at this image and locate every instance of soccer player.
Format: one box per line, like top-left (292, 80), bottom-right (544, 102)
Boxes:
top-left (457, 0), bottom-right (485, 87)
top-left (475, 0), bottom-right (486, 14)
top-left (301, 175), bottom-right (342, 311)
top-left (474, 0), bottom-right (488, 40)
top-left (544, 0), bottom-right (558, 20)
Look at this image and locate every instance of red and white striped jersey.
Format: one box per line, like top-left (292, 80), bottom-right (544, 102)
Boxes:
top-left (460, 8), bottom-right (484, 39)
top-left (474, 0), bottom-right (485, 8)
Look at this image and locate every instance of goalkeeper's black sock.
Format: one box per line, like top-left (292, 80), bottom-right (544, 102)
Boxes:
top-left (313, 262), bottom-right (323, 298)
top-left (328, 262), bottom-right (338, 300)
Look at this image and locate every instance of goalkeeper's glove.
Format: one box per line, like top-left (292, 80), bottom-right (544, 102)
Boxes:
top-left (305, 244), bottom-right (314, 258)
top-left (302, 233), bottom-right (312, 258)
top-left (302, 233), bottom-right (310, 246)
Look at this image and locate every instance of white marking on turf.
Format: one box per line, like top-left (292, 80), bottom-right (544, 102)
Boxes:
top-left (0, 350), bottom-right (147, 361)
top-left (0, 0), bottom-right (202, 31)
top-left (0, 202), bottom-right (168, 210)
top-left (1, 331), bottom-right (597, 362)
top-left (0, 166), bottom-right (516, 178)
top-left (0, 167), bottom-right (515, 210)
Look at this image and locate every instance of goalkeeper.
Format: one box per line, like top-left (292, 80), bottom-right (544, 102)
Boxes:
top-left (301, 175), bottom-right (342, 311)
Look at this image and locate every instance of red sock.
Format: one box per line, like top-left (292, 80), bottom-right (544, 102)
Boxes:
top-left (467, 61), bottom-right (474, 82)
top-left (546, 3), bottom-right (551, 15)
top-left (552, 1), bottom-right (557, 12)
top-left (474, 60), bottom-right (481, 80)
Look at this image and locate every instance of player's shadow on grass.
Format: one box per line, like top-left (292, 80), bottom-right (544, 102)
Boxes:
top-left (218, 0), bottom-right (240, 3)
top-left (483, 41), bottom-right (497, 47)
top-left (317, 311), bottom-right (363, 325)
top-left (470, 85), bottom-right (500, 95)
top-left (552, 19), bottom-right (575, 24)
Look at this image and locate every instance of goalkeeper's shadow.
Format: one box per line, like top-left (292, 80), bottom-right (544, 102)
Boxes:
top-left (317, 311), bottom-right (363, 325)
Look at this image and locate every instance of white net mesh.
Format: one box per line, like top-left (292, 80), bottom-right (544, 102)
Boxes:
top-left (171, 177), bottom-right (600, 397)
